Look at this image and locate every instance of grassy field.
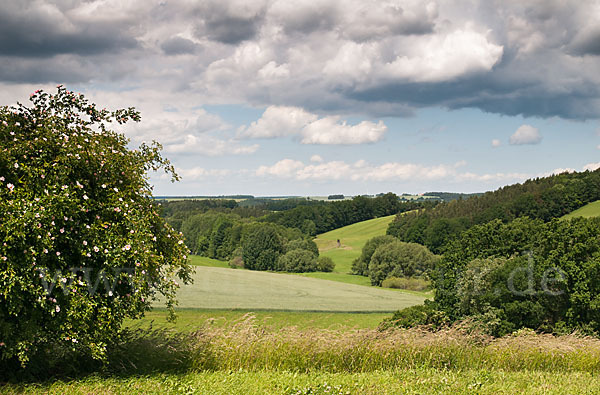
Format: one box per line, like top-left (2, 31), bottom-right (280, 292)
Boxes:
top-left (313, 215), bottom-right (395, 274)
top-left (8, 325), bottom-right (600, 394)
top-left (562, 200), bottom-right (600, 219)
top-left (130, 309), bottom-right (390, 330)
top-left (8, 370), bottom-right (600, 394)
top-left (161, 266), bottom-right (426, 311)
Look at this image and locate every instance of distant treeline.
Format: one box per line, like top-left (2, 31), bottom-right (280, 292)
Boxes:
top-left (158, 193), bottom-right (432, 263)
top-left (388, 169), bottom-right (600, 254)
top-left (262, 193), bottom-right (434, 235)
top-left (422, 192), bottom-right (483, 201)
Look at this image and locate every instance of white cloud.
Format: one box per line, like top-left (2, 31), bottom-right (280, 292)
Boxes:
top-left (491, 139), bottom-right (501, 147)
top-left (256, 159), bottom-right (304, 177)
top-left (166, 134), bottom-right (259, 156)
top-left (176, 167), bottom-right (232, 181)
top-left (509, 125), bottom-right (542, 145)
top-left (300, 117), bottom-right (387, 145)
top-left (310, 154), bottom-right (324, 162)
top-left (256, 159), bottom-right (529, 183)
top-left (380, 29), bottom-right (504, 83)
top-left (584, 162), bottom-right (600, 171)
top-left (240, 106), bottom-right (388, 144)
top-left (240, 106), bottom-right (317, 138)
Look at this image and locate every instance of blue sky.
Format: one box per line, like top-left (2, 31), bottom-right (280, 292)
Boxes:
top-left (1, 0), bottom-right (599, 196)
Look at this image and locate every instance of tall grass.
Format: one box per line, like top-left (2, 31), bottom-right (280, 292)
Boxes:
top-left (6, 315), bottom-right (600, 382)
top-left (115, 315), bottom-right (600, 375)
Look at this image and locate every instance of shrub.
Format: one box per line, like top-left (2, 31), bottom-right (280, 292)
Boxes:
top-left (351, 235), bottom-right (397, 275)
top-left (381, 277), bottom-right (431, 291)
top-left (380, 301), bottom-right (449, 330)
top-left (316, 256), bottom-right (335, 272)
top-left (0, 87), bottom-right (192, 367)
top-left (278, 249), bottom-right (318, 272)
top-left (284, 238), bottom-right (319, 257)
top-left (368, 241), bottom-right (439, 286)
top-left (241, 223), bottom-right (284, 271)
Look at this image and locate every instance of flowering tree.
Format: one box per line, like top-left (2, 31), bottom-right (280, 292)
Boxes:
top-left (0, 87), bottom-right (192, 366)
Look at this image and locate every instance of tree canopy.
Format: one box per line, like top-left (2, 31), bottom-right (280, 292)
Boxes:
top-left (0, 87), bottom-right (192, 366)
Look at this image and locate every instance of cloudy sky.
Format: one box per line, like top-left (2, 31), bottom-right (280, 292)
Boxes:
top-left (2, 0), bottom-right (600, 196)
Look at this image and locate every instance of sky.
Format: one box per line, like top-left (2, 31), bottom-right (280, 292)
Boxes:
top-left (1, 0), bottom-right (599, 196)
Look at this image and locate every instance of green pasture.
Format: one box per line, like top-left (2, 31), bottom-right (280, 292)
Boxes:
top-left (314, 215), bottom-right (395, 273)
top-left (130, 309), bottom-right (389, 331)
top-left (161, 266), bottom-right (426, 311)
top-left (562, 200), bottom-right (600, 219)
top-left (9, 369), bottom-right (600, 394)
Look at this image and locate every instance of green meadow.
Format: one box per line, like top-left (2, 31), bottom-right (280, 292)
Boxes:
top-left (562, 200), bottom-right (600, 219)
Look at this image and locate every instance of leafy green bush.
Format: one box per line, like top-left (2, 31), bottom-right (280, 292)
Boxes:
top-left (368, 241), bottom-right (439, 286)
top-left (278, 249), bottom-right (318, 272)
top-left (241, 223), bottom-right (284, 271)
top-left (380, 301), bottom-right (449, 330)
top-left (351, 235), bottom-right (396, 275)
top-left (285, 238), bottom-right (319, 257)
top-left (381, 277), bottom-right (431, 291)
top-left (0, 87), bottom-right (192, 367)
top-left (316, 256), bottom-right (335, 272)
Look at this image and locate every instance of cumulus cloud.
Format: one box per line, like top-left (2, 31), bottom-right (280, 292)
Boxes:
top-left (2, 0), bottom-right (600, 120)
top-left (256, 159), bottom-right (528, 183)
top-left (310, 154), bottom-right (324, 162)
top-left (240, 106), bottom-right (317, 138)
top-left (256, 159), bottom-right (304, 177)
top-left (0, 1), bottom-right (140, 57)
top-left (161, 36), bottom-right (199, 55)
top-left (509, 125), bottom-right (542, 145)
top-left (491, 139), bottom-right (501, 147)
top-left (176, 167), bottom-right (232, 181)
top-left (584, 162), bottom-right (600, 171)
top-left (240, 106), bottom-right (387, 144)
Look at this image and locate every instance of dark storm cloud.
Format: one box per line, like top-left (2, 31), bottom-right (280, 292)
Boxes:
top-left (0, 56), bottom-right (93, 83)
top-left (570, 27), bottom-right (600, 56)
top-left (194, 2), bottom-right (266, 45)
top-left (0, 2), bottom-right (139, 58)
top-left (161, 37), bottom-right (199, 55)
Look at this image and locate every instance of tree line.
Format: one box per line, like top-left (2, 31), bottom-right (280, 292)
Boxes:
top-left (387, 170), bottom-right (600, 253)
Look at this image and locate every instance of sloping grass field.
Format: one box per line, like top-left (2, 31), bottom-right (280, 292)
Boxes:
top-left (165, 266), bottom-right (426, 311)
top-left (562, 200), bottom-right (600, 219)
top-left (314, 215), bottom-right (395, 273)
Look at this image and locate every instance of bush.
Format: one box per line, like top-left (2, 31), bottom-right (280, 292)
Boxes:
top-left (380, 301), bottom-right (449, 330)
top-left (381, 277), bottom-right (431, 291)
top-left (278, 249), bottom-right (318, 272)
top-left (316, 256), bottom-right (335, 272)
top-left (285, 238), bottom-right (319, 257)
top-left (368, 241), bottom-right (439, 286)
top-left (351, 235), bottom-right (397, 275)
top-left (241, 223), bottom-right (284, 271)
top-left (0, 87), bottom-right (192, 367)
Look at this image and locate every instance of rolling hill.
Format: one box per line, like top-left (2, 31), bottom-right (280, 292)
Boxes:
top-left (562, 200), bottom-right (600, 219)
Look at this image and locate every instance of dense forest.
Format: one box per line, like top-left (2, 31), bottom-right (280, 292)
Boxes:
top-left (387, 169), bottom-right (600, 253)
top-left (262, 193), bottom-right (434, 235)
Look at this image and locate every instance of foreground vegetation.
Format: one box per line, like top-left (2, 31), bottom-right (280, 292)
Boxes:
top-left (5, 319), bottom-right (600, 393)
top-left (6, 369), bottom-right (600, 394)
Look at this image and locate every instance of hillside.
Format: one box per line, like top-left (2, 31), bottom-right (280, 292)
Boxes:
top-left (388, 169), bottom-right (600, 253)
top-left (314, 215), bottom-right (395, 274)
top-left (562, 200), bottom-right (600, 219)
